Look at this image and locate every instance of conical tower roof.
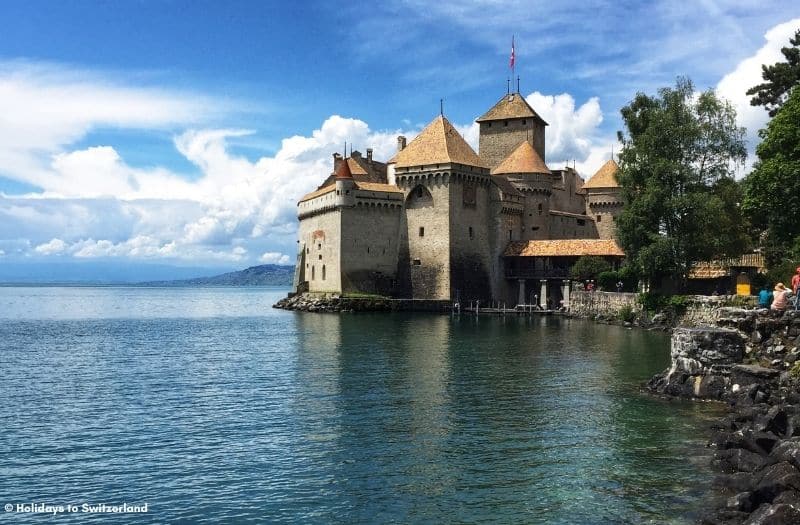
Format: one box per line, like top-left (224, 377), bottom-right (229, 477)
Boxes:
top-left (335, 157), bottom-right (354, 179)
top-left (584, 159), bottom-right (620, 189)
top-left (476, 92), bottom-right (548, 125)
top-left (393, 115), bottom-right (485, 169)
top-left (491, 140), bottom-right (551, 175)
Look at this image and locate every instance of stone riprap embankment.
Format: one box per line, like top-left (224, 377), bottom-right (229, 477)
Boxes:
top-left (647, 308), bottom-right (800, 524)
top-left (273, 293), bottom-right (451, 313)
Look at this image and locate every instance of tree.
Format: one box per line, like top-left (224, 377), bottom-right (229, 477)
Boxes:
top-left (747, 29), bottom-right (800, 117)
top-left (570, 256), bottom-right (612, 281)
top-left (616, 77), bottom-right (748, 289)
top-left (742, 86), bottom-right (800, 266)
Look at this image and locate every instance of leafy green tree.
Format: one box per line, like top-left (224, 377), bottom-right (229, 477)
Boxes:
top-left (615, 78), bottom-right (748, 289)
top-left (570, 256), bottom-right (611, 281)
top-left (742, 86), bottom-right (800, 266)
top-left (747, 29), bottom-right (800, 117)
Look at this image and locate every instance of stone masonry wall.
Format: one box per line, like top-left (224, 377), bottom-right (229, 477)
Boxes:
top-left (298, 207), bottom-right (342, 293)
top-left (448, 174), bottom-right (493, 302)
top-left (569, 291), bottom-right (641, 318)
top-left (340, 204), bottom-right (403, 295)
top-left (404, 179), bottom-right (451, 300)
top-left (478, 118), bottom-right (545, 170)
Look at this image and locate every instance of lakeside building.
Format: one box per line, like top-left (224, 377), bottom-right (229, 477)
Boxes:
top-left (292, 90), bottom-right (625, 306)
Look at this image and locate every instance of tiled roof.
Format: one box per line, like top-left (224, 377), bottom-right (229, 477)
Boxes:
top-left (492, 140), bottom-right (551, 175)
top-left (491, 174), bottom-right (523, 197)
top-left (504, 239), bottom-right (625, 257)
top-left (298, 184), bottom-right (336, 203)
top-left (346, 158), bottom-right (368, 175)
top-left (688, 253), bottom-right (767, 279)
top-left (356, 182), bottom-right (402, 193)
top-left (393, 115), bottom-right (486, 169)
top-left (335, 157), bottom-right (354, 179)
top-left (476, 93), bottom-right (548, 124)
top-left (584, 159), bottom-right (620, 189)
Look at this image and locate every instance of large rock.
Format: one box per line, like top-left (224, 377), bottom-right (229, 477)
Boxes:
top-left (732, 365), bottom-right (781, 390)
top-left (743, 502), bottom-right (800, 524)
top-left (651, 327), bottom-right (747, 399)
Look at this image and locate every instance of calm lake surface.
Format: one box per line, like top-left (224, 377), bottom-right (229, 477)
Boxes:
top-left (0, 286), bottom-right (722, 524)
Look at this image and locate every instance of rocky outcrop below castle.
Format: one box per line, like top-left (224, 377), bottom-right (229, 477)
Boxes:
top-left (273, 293), bottom-right (451, 313)
top-left (646, 308), bottom-right (800, 524)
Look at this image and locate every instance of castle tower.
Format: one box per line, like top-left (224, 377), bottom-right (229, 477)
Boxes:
top-left (392, 115), bottom-right (492, 301)
top-left (334, 156), bottom-right (356, 207)
top-left (477, 92), bottom-right (548, 171)
top-left (583, 159), bottom-right (623, 240)
top-left (492, 140), bottom-right (553, 240)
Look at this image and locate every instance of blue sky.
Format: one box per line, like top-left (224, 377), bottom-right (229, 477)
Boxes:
top-left (0, 1), bottom-right (798, 279)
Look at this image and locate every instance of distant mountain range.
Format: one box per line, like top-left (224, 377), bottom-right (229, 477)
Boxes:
top-left (141, 264), bottom-right (294, 286)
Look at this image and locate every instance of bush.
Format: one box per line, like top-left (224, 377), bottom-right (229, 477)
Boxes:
top-left (571, 256), bottom-right (612, 281)
top-left (597, 271), bottom-right (619, 291)
top-left (617, 304), bottom-right (636, 323)
top-left (790, 361), bottom-right (800, 379)
top-left (638, 292), bottom-right (689, 317)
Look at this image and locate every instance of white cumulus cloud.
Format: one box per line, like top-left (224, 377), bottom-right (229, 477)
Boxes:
top-left (34, 238), bottom-right (68, 255)
top-left (260, 252), bottom-right (291, 265)
top-left (716, 17), bottom-right (800, 173)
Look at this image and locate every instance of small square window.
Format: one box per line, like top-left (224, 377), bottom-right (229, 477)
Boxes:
top-left (318, 244), bottom-right (321, 250)
top-left (318, 254), bottom-right (322, 260)
top-left (469, 226), bottom-right (474, 239)
top-left (419, 227), bottom-right (425, 237)
top-left (597, 215), bottom-right (602, 222)
top-left (412, 259), bottom-right (421, 266)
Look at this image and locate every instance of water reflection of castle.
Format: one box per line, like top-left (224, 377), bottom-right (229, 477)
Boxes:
top-left (294, 89), bottom-right (624, 307)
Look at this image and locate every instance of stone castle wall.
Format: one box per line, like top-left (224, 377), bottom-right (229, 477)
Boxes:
top-left (298, 208), bottom-right (342, 293)
top-left (478, 118), bottom-right (545, 170)
top-left (340, 204), bottom-right (403, 295)
top-left (403, 178), bottom-right (452, 300)
top-left (586, 191), bottom-right (622, 240)
top-left (569, 291), bottom-right (641, 318)
top-left (448, 174), bottom-right (493, 302)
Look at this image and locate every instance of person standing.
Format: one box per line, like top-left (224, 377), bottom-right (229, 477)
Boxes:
top-left (792, 267), bottom-right (800, 294)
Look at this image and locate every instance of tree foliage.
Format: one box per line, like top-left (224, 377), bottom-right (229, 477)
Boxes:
top-left (742, 86), bottom-right (800, 265)
top-left (747, 29), bottom-right (800, 117)
top-left (570, 256), bottom-right (611, 281)
top-left (615, 78), bottom-right (749, 289)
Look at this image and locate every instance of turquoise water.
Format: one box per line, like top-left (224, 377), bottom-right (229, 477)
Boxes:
top-left (0, 286), bottom-right (721, 524)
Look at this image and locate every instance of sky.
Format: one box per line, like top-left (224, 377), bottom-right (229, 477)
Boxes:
top-left (0, 1), bottom-right (798, 279)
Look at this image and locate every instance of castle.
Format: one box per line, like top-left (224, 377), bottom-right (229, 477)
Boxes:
top-left (293, 89), bottom-right (625, 307)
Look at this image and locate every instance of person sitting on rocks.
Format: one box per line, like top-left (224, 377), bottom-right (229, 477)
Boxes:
top-left (758, 286), bottom-right (773, 309)
top-left (771, 282), bottom-right (790, 312)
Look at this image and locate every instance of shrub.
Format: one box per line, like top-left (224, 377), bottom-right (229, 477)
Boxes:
top-left (617, 304), bottom-right (636, 323)
top-left (571, 256), bottom-right (612, 281)
top-left (790, 361), bottom-right (800, 379)
top-left (597, 271), bottom-right (619, 291)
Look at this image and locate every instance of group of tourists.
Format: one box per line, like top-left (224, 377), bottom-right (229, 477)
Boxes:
top-left (759, 267), bottom-right (800, 311)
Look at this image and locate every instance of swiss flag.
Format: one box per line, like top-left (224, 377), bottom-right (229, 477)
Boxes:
top-left (509, 36), bottom-right (515, 69)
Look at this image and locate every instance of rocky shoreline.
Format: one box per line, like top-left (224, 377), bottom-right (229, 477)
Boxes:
top-left (273, 293), bottom-right (451, 313)
top-left (646, 308), bottom-right (800, 524)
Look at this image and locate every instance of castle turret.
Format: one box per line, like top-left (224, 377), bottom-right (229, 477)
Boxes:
top-left (583, 159), bottom-right (623, 240)
top-left (335, 156), bottom-right (356, 207)
top-left (392, 114), bottom-right (492, 301)
top-left (492, 140), bottom-right (552, 240)
top-left (477, 92), bottom-right (548, 170)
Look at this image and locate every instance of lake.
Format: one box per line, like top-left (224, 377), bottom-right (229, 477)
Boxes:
top-left (0, 286), bottom-right (721, 524)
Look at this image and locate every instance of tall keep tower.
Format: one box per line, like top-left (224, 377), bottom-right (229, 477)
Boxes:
top-left (477, 92), bottom-right (548, 171)
top-left (390, 115), bottom-right (492, 302)
top-left (584, 159), bottom-right (623, 240)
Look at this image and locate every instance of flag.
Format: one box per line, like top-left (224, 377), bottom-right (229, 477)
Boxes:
top-left (509, 36), bottom-right (515, 69)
